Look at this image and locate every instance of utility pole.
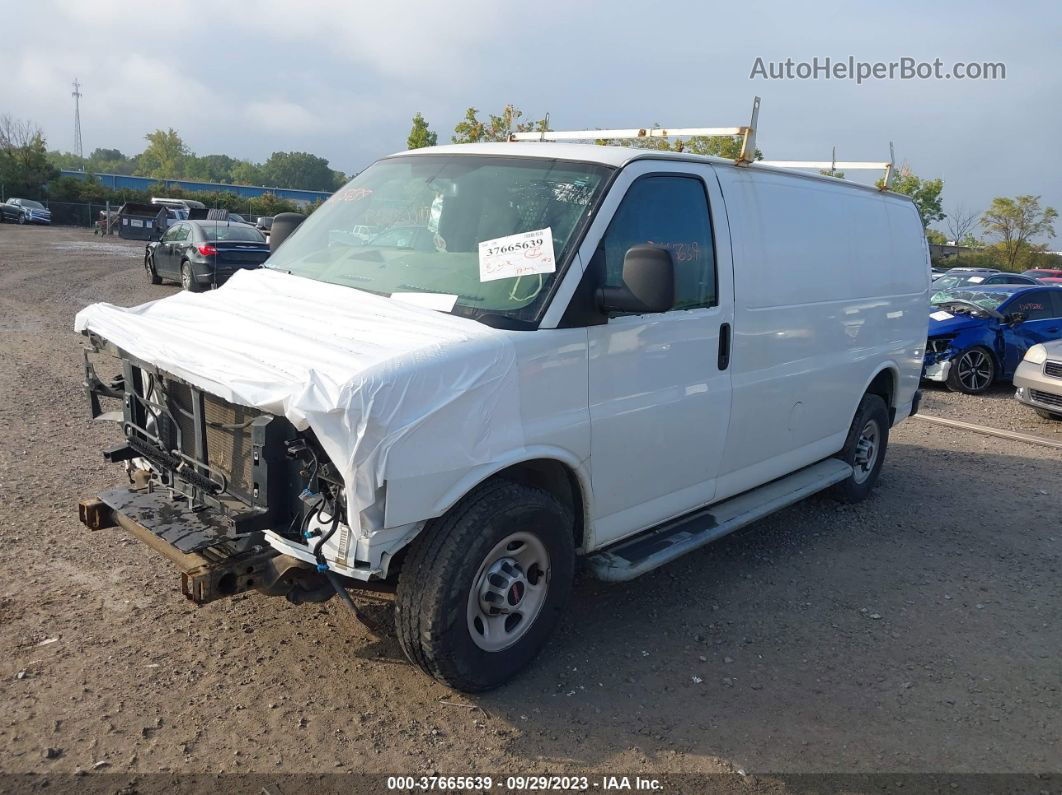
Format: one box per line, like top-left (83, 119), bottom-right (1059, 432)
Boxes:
top-left (72, 78), bottom-right (84, 161)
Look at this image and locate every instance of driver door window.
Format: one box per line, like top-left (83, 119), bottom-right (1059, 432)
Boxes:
top-left (600, 175), bottom-right (716, 311)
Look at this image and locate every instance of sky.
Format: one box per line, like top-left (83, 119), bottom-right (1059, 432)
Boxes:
top-left (3, 0), bottom-right (1061, 240)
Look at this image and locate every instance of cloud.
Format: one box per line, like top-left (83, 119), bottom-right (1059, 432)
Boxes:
top-left (232, 0), bottom-right (503, 80)
top-left (244, 100), bottom-right (317, 135)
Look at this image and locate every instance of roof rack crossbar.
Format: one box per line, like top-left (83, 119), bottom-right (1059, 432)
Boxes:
top-left (760, 140), bottom-right (895, 190)
top-left (759, 160), bottom-right (889, 169)
top-left (509, 97), bottom-right (761, 164)
top-left (508, 98), bottom-right (894, 189)
top-left (511, 126), bottom-right (748, 141)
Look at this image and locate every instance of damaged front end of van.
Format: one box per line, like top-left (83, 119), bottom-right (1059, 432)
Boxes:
top-left (78, 333), bottom-right (361, 606)
top-left (75, 267), bottom-right (525, 611)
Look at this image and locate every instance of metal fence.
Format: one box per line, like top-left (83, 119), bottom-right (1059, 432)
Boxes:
top-left (8, 199), bottom-right (272, 230)
top-left (40, 201), bottom-right (113, 228)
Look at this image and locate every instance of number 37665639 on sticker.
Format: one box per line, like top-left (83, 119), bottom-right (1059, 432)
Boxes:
top-left (478, 227), bottom-right (556, 282)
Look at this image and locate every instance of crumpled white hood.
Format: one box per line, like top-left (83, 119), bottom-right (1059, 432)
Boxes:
top-left (74, 268), bottom-right (524, 532)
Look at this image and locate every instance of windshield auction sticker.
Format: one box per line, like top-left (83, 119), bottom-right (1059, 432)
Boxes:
top-left (478, 227), bottom-right (556, 282)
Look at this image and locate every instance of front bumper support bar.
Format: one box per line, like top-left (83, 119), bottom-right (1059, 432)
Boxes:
top-left (79, 486), bottom-right (279, 604)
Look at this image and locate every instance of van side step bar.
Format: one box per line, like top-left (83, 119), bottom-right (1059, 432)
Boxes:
top-left (587, 458), bottom-right (853, 582)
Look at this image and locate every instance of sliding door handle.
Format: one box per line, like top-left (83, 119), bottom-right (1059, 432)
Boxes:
top-left (718, 322), bottom-right (731, 370)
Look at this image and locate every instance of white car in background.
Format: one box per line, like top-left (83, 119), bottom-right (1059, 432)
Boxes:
top-left (1014, 339), bottom-right (1062, 420)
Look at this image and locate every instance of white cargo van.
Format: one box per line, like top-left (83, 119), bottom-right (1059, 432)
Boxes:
top-left (78, 136), bottom-right (928, 691)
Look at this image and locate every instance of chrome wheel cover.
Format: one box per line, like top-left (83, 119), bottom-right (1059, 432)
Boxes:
top-left (852, 419), bottom-right (880, 484)
top-left (466, 531), bottom-right (550, 653)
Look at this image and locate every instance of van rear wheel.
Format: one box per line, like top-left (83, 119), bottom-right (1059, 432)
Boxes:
top-left (832, 394), bottom-right (890, 503)
top-left (395, 479), bottom-right (575, 692)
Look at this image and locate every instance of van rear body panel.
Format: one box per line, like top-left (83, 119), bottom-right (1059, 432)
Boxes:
top-left (709, 163), bottom-right (928, 498)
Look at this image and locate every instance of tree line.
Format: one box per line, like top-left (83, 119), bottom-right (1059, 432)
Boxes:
top-left (408, 105), bottom-right (1059, 272)
top-left (0, 116), bottom-right (324, 222)
top-left (45, 126), bottom-right (347, 192)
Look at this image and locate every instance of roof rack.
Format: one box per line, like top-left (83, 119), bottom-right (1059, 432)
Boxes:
top-left (760, 142), bottom-right (895, 190)
top-left (507, 97), bottom-right (895, 190)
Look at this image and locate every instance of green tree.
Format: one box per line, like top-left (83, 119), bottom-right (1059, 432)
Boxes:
top-left (0, 116), bottom-right (59, 198)
top-left (925, 228), bottom-right (948, 245)
top-left (137, 128), bottom-right (189, 179)
top-left (877, 165), bottom-right (944, 228)
top-left (259, 151), bottom-right (339, 191)
top-left (46, 149), bottom-right (86, 170)
top-left (407, 112), bottom-right (438, 149)
top-left (452, 105), bottom-right (549, 143)
top-left (87, 148), bottom-right (135, 175)
top-left (981, 195), bottom-right (1058, 269)
top-left (230, 160), bottom-right (265, 186)
top-left (187, 153), bottom-right (238, 183)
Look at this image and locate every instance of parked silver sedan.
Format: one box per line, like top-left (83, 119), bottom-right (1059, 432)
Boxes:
top-left (1014, 339), bottom-right (1062, 420)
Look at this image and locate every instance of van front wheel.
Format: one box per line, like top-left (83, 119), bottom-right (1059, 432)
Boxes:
top-left (395, 480), bottom-right (575, 692)
top-left (832, 394), bottom-right (890, 503)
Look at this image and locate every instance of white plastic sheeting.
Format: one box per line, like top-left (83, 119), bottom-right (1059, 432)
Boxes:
top-left (74, 268), bottom-right (525, 534)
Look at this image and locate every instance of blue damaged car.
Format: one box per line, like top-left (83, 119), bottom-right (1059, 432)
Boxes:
top-left (923, 285), bottom-right (1062, 394)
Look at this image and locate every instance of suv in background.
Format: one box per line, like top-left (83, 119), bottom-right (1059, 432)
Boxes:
top-left (3, 198), bottom-right (52, 225)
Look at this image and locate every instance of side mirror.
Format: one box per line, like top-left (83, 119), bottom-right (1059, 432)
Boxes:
top-left (596, 245), bottom-right (675, 315)
top-left (270, 212), bottom-right (307, 251)
top-left (1008, 312), bottom-right (1026, 325)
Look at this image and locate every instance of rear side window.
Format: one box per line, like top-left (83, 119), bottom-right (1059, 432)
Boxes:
top-left (601, 176), bottom-right (716, 311)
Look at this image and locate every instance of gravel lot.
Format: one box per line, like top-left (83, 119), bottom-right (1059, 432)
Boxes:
top-left (0, 226), bottom-right (1059, 786)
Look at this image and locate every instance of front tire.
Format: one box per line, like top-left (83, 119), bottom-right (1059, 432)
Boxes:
top-left (17, 213), bottom-right (26, 225)
top-left (395, 479), bottom-right (575, 692)
top-left (946, 346), bottom-right (996, 394)
top-left (180, 262), bottom-right (201, 292)
top-left (833, 393), bottom-right (890, 503)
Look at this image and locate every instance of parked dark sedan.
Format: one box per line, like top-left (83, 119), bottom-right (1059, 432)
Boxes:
top-left (145, 220), bottom-right (270, 291)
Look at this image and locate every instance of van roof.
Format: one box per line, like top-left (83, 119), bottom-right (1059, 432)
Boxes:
top-left (393, 142), bottom-right (904, 199)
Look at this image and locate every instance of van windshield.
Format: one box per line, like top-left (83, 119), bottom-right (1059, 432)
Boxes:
top-left (265, 155), bottom-right (613, 323)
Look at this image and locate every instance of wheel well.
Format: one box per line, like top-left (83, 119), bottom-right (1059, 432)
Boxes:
top-left (493, 459), bottom-right (585, 550)
top-left (866, 368), bottom-right (897, 422)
